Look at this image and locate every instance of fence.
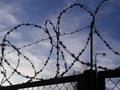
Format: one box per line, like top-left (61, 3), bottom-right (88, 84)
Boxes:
top-left (98, 70), bottom-right (120, 90)
top-left (0, 74), bottom-right (79, 90)
top-left (106, 78), bottom-right (120, 90)
top-left (0, 70), bottom-right (96, 90)
top-left (1, 69), bottom-right (120, 90)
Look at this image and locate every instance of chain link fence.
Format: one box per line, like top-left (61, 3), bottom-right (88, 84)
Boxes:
top-left (106, 78), bottom-right (120, 90)
top-left (18, 82), bottom-right (77, 90)
top-left (1, 70), bottom-right (120, 90)
top-left (1, 74), bottom-right (82, 90)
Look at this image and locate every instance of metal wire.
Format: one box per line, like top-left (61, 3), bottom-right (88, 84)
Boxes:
top-left (106, 78), bottom-right (120, 90)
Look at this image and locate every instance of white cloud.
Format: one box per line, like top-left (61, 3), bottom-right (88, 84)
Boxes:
top-left (0, 10), bottom-right (18, 24)
top-left (0, 2), bottom-right (20, 31)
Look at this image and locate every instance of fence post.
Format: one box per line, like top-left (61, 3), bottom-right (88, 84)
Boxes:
top-left (77, 70), bottom-right (96, 90)
top-left (77, 75), bottom-right (84, 90)
top-left (97, 71), bottom-right (105, 90)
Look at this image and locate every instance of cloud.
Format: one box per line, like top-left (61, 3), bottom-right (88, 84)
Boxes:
top-left (0, 2), bottom-right (20, 31)
top-left (0, 10), bottom-right (18, 24)
top-left (0, 0), bottom-right (120, 86)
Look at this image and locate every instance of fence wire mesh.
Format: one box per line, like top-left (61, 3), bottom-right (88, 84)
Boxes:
top-left (18, 82), bottom-right (77, 90)
top-left (106, 78), bottom-right (120, 90)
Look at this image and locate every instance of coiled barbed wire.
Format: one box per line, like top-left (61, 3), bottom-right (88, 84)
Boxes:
top-left (0, 23), bottom-right (90, 85)
top-left (0, 0), bottom-right (119, 86)
top-left (95, 30), bottom-right (120, 56)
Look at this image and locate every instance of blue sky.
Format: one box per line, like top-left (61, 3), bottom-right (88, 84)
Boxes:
top-left (0, 0), bottom-right (120, 85)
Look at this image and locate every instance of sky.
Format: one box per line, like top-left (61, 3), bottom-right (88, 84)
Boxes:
top-left (0, 0), bottom-right (120, 86)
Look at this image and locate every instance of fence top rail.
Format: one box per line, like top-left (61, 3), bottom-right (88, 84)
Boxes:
top-left (98, 70), bottom-right (120, 78)
top-left (1, 74), bottom-right (83, 89)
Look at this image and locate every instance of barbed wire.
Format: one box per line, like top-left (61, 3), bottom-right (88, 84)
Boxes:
top-left (0, 23), bottom-right (91, 85)
top-left (1, 26), bottom-right (89, 58)
top-left (95, 30), bottom-right (120, 56)
top-left (0, 0), bottom-right (119, 86)
top-left (0, 23), bottom-right (90, 85)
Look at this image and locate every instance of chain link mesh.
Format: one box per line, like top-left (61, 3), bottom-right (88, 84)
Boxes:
top-left (106, 78), bottom-right (120, 90)
top-left (18, 82), bottom-right (77, 90)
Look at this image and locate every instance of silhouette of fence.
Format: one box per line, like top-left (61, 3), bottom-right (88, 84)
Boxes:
top-left (0, 74), bottom-right (79, 90)
top-left (1, 70), bottom-right (96, 90)
top-left (98, 70), bottom-right (120, 90)
top-left (1, 70), bottom-right (120, 90)
top-left (0, 0), bottom-right (120, 90)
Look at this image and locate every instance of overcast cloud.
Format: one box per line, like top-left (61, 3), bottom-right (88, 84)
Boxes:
top-left (0, 0), bottom-right (120, 85)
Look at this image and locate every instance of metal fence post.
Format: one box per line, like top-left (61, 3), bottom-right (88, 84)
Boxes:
top-left (97, 71), bottom-right (105, 90)
top-left (77, 76), bottom-right (84, 90)
top-left (77, 70), bottom-right (96, 90)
